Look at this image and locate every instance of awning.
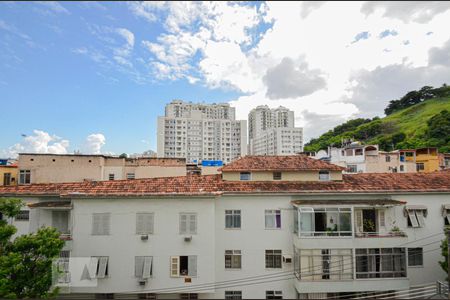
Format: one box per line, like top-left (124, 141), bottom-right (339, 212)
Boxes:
top-left (27, 201), bottom-right (72, 209)
top-left (291, 199), bottom-right (405, 206)
top-left (443, 204), bottom-right (450, 210)
top-left (405, 205), bottom-right (427, 211)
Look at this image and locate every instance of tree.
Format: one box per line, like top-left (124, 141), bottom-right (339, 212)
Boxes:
top-left (0, 198), bottom-right (64, 298)
top-left (119, 153), bottom-right (128, 158)
top-left (439, 238), bottom-right (448, 275)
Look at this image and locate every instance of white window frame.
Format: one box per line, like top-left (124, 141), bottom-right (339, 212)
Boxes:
top-left (127, 173), bottom-right (135, 180)
top-left (266, 290), bottom-right (283, 299)
top-left (19, 170), bottom-right (31, 184)
top-left (136, 213), bottom-right (154, 235)
top-left (179, 213), bottom-right (197, 235)
top-left (265, 250), bottom-right (282, 269)
top-left (225, 210), bottom-right (241, 229)
top-left (239, 172), bottom-right (251, 181)
top-left (15, 210), bottom-right (30, 221)
top-left (90, 256), bottom-right (109, 279)
top-left (135, 256), bottom-right (153, 278)
top-left (225, 250), bottom-right (242, 269)
top-left (265, 210), bottom-right (281, 229)
top-left (170, 255), bottom-right (197, 277)
top-left (318, 170), bottom-right (330, 181)
top-left (225, 291), bottom-right (242, 300)
top-left (347, 165), bottom-right (357, 173)
top-left (407, 209), bottom-right (426, 228)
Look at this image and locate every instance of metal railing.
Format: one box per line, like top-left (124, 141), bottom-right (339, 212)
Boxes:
top-left (354, 231), bottom-right (408, 238)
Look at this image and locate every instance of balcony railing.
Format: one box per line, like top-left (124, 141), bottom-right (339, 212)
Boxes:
top-left (300, 231), bottom-right (352, 237)
top-left (59, 233), bottom-right (72, 241)
top-left (354, 231), bottom-right (407, 238)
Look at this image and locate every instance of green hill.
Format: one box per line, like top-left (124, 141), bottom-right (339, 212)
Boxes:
top-left (304, 97), bottom-right (450, 153)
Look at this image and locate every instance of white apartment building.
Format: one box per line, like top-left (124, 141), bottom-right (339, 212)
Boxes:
top-left (1, 155), bottom-right (449, 299)
top-left (248, 105), bottom-right (303, 155)
top-left (157, 100), bottom-right (247, 164)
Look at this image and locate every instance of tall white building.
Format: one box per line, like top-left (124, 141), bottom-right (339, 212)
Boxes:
top-left (2, 155), bottom-right (449, 299)
top-left (157, 100), bottom-right (247, 164)
top-left (248, 105), bottom-right (303, 155)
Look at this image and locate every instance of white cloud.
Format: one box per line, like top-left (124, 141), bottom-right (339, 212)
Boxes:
top-left (82, 133), bottom-right (106, 154)
top-left (35, 1), bottom-right (70, 15)
top-left (0, 130), bottom-right (69, 158)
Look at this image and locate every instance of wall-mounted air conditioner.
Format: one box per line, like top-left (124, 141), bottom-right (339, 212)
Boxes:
top-left (184, 236), bottom-right (192, 242)
top-left (283, 255), bottom-right (292, 263)
top-left (138, 279), bottom-right (147, 286)
top-left (141, 235), bottom-right (149, 241)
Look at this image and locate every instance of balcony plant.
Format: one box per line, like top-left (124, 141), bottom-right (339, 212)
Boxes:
top-left (363, 219), bottom-right (376, 235)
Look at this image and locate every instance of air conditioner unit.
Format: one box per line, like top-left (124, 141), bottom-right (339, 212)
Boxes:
top-left (184, 236), bottom-right (192, 242)
top-left (283, 255), bottom-right (292, 263)
top-left (138, 279), bottom-right (147, 286)
top-left (141, 235), bottom-right (149, 241)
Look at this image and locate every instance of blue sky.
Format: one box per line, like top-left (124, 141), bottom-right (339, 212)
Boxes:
top-left (1, 2), bottom-right (450, 157)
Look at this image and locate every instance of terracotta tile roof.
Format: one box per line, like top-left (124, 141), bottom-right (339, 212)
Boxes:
top-left (220, 155), bottom-right (345, 171)
top-left (0, 172), bottom-right (449, 197)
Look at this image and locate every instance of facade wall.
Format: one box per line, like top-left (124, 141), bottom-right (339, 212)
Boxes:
top-left (0, 166), bottom-right (18, 186)
top-left (222, 170), bottom-right (343, 181)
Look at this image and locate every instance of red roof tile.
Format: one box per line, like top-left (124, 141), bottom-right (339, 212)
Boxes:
top-left (220, 155), bottom-right (344, 171)
top-left (0, 172), bottom-right (449, 197)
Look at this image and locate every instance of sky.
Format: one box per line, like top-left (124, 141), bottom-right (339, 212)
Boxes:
top-left (1, 1), bottom-right (450, 157)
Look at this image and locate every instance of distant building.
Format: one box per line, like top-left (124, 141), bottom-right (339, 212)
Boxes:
top-left (248, 105), bottom-right (303, 155)
top-left (0, 163), bottom-right (18, 186)
top-left (17, 153), bottom-right (187, 184)
top-left (439, 153), bottom-right (450, 170)
top-left (157, 100), bottom-right (247, 164)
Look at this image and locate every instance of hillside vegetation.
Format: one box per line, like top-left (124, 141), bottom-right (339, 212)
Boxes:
top-left (305, 85), bottom-right (450, 153)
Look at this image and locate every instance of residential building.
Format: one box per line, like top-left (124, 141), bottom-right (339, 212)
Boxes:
top-left (248, 105), bottom-right (303, 155)
top-left (439, 153), bottom-right (450, 170)
top-left (157, 100), bottom-right (247, 164)
top-left (329, 143), bottom-right (416, 173)
top-left (1, 155), bottom-right (449, 299)
top-left (410, 147), bottom-right (440, 173)
top-left (17, 153), bottom-right (187, 184)
top-left (0, 163), bottom-right (18, 186)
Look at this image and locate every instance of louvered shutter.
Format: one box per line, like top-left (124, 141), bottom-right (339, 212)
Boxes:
top-left (415, 210), bottom-right (425, 227)
top-left (135, 256), bottom-right (144, 277)
top-left (356, 210), bottom-right (363, 233)
top-left (408, 210), bottom-right (419, 228)
top-left (92, 214), bottom-right (101, 235)
top-left (97, 257), bottom-right (108, 278)
top-left (180, 214), bottom-right (187, 234)
top-left (170, 256), bottom-right (179, 277)
top-left (137, 213), bottom-right (154, 234)
top-left (102, 214), bottom-right (110, 235)
top-left (378, 210), bottom-right (385, 227)
top-left (143, 257), bottom-right (152, 279)
top-left (188, 256), bottom-right (197, 277)
top-left (88, 257), bottom-right (98, 279)
top-left (189, 214), bottom-right (197, 234)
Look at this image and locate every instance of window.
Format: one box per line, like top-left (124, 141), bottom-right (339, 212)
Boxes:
top-left (180, 294), bottom-right (198, 300)
top-left (400, 165), bottom-right (404, 172)
top-left (52, 211), bottom-right (69, 234)
top-left (406, 208), bottom-right (426, 228)
top-left (294, 249), bottom-right (353, 280)
top-left (239, 172), bottom-right (251, 180)
top-left (225, 250), bottom-right (241, 269)
top-left (298, 207), bottom-right (352, 236)
top-left (136, 213), bottom-right (154, 234)
top-left (180, 213), bottom-right (197, 235)
top-left (265, 210), bottom-right (281, 229)
top-left (225, 210), bottom-right (241, 229)
top-left (126, 173), bottom-right (135, 180)
top-left (408, 248), bottom-right (423, 267)
top-left (416, 163), bottom-right (425, 172)
top-left (15, 210), bottom-right (29, 221)
top-left (89, 256), bottom-right (109, 278)
top-left (57, 250), bottom-right (70, 283)
top-left (92, 213), bottom-right (111, 235)
top-left (265, 250), bottom-right (282, 268)
top-left (318, 170), bottom-right (330, 181)
top-left (135, 256), bottom-right (153, 278)
top-left (108, 173), bottom-right (115, 180)
top-left (273, 172), bottom-right (282, 180)
top-left (355, 248), bottom-right (406, 279)
top-left (385, 155), bottom-right (391, 162)
top-left (225, 291), bottom-right (242, 300)
top-left (266, 291), bottom-right (283, 299)
top-left (170, 256), bottom-right (197, 277)
top-left (19, 170), bottom-right (31, 184)
top-left (355, 149), bottom-right (363, 156)
top-left (347, 165), bottom-right (357, 173)
top-left (3, 173), bottom-right (11, 186)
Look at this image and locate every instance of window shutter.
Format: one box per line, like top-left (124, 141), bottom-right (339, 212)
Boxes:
top-left (135, 256), bottom-right (144, 277)
top-left (143, 257), bottom-right (152, 279)
top-left (102, 214), bottom-right (110, 235)
top-left (137, 213), bottom-right (154, 234)
top-left (88, 257), bottom-right (99, 279)
top-left (92, 214), bottom-right (101, 235)
top-left (147, 214), bottom-right (154, 234)
top-left (97, 257), bottom-right (108, 278)
top-left (188, 256), bottom-right (197, 277)
top-left (189, 214), bottom-right (197, 234)
top-left (415, 210), bottom-right (425, 228)
top-left (170, 256), bottom-right (180, 277)
top-left (408, 211), bottom-right (419, 228)
top-left (356, 210), bottom-right (363, 232)
top-left (180, 214), bottom-right (187, 234)
top-left (378, 210), bottom-right (385, 227)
